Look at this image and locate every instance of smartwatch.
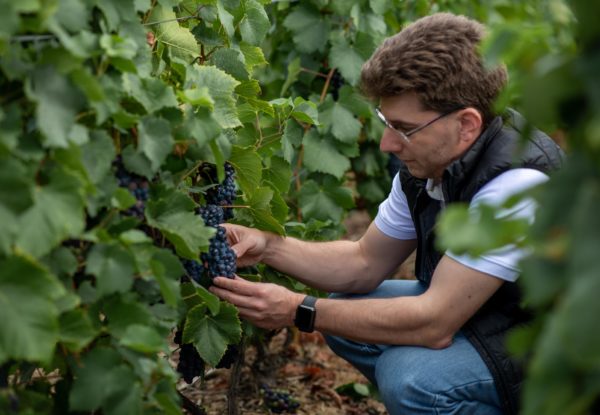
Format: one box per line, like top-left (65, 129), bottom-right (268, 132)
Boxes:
top-left (294, 295), bottom-right (317, 333)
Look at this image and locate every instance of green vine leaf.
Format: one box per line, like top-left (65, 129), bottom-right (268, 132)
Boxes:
top-left (243, 186), bottom-right (285, 235)
top-left (195, 284), bottom-right (221, 316)
top-left (102, 294), bottom-right (154, 338)
top-left (120, 324), bottom-right (167, 353)
top-left (329, 39), bottom-right (366, 86)
top-left (26, 66), bottom-right (86, 148)
top-left (183, 302), bottom-right (242, 367)
top-left (302, 129), bottom-right (351, 179)
top-left (69, 347), bottom-right (143, 415)
top-left (281, 118), bottom-right (303, 163)
top-left (15, 169), bottom-right (85, 259)
top-left (145, 188), bottom-right (215, 260)
top-left (298, 179), bottom-right (354, 222)
top-left (137, 115), bottom-right (174, 173)
top-left (59, 308), bottom-right (98, 352)
top-left (0, 255), bottom-right (64, 364)
top-left (186, 65), bottom-right (241, 129)
top-left (263, 156), bottom-right (292, 194)
top-left (319, 99), bottom-right (362, 143)
top-left (217, 1), bottom-right (236, 39)
top-left (148, 248), bottom-right (184, 308)
top-left (149, 4), bottom-right (200, 62)
top-left (86, 243), bottom-right (136, 296)
top-left (122, 73), bottom-right (179, 114)
top-left (282, 5), bottom-right (329, 53)
top-left (229, 145), bottom-right (262, 194)
top-left (240, 0), bottom-right (270, 46)
top-left (211, 48), bottom-right (250, 81)
top-left (239, 42), bottom-right (267, 71)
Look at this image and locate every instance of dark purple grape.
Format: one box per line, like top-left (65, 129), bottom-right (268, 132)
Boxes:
top-left (182, 259), bottom-right (204, 283)
top-left (260, 384), bottom-right (300, 413)
top-left (197, 204), bottom-right (224, 227)
top-left (174, 329), bottom-right (205, 384)
top-left (201, 226), bottom-right (236, 279)
top-left (201, 162), bottom-right (236, 218)
top-left (215, 344), bottom-right (239, 369)
top-left (113, 157), bottom-right (150, 220)
top-left (330, 70), bottom-right (345, 101)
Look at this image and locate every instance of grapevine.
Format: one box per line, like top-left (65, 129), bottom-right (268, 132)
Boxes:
top-left (174, 162), bottom-right (238, 384)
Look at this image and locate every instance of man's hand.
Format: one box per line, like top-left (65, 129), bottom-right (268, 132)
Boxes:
top-left (209, 275), bottom-right (304, 330)
top-left (222, 224), bottom-right (273, 268)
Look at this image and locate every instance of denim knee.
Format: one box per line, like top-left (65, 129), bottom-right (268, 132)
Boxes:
top-left (375, 360), bottom-right (433, 414)
top-left (373, 340), bottom-right (502, 415)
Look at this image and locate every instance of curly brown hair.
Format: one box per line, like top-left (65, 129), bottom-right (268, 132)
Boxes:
top-left (360, 13), bottom-right (507, 125)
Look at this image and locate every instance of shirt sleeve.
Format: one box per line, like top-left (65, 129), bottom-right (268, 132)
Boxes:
top-left (374, 173), bottom-right (417, 240)
top-left (446, 168), bottom-right (549, 282)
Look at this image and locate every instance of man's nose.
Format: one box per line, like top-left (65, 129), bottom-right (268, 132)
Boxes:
top-left (379, 129), bottom-right (405, 153)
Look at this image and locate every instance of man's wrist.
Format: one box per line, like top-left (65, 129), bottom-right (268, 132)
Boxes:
top-left (262, 231), bottom-right (284, 265)
top-left (288, 292), bottom-right (305, 326)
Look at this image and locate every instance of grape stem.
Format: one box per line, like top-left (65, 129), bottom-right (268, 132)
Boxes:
top-left (319, 68), bottom-right (336, 102)
top-left (178, 160), bottom-right (204, 184)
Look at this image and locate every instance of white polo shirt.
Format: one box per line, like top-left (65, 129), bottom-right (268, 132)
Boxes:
top-left (374, 168), bottom-right (549, 282)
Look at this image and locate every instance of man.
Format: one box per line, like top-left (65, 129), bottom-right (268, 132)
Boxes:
top-left (209, 13), bottom-right (564, 415)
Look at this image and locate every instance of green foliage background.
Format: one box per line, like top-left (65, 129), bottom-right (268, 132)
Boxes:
top-left (0, 0), bottom-right (597, 414)
top-left (436, 1), bottom-right (600, 414)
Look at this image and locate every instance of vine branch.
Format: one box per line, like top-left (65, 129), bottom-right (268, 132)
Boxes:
top-left (227, 338), bottom-right (247, 415)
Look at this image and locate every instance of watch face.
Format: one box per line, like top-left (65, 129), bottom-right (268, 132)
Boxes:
top-left (295, 304), bottom-right (315, 332)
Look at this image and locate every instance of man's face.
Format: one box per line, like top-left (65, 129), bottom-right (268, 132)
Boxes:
top-left (378, 93), bottom-right (466, 180)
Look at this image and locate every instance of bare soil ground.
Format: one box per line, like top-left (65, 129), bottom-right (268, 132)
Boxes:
top-left (179, 210), bottom-right (415, 414)
top-left (179, 330), bottom-right (387, 415)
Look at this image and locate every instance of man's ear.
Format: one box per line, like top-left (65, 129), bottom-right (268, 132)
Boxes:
top-left (458, 108), bottom-right (483, 143)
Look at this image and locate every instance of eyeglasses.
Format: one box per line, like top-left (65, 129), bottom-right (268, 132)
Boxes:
top-left (375, 106), bottom-right (464, 143)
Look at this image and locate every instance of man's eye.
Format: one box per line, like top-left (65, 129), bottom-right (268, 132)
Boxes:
top-left (392, 124), bottom-right (410, 131)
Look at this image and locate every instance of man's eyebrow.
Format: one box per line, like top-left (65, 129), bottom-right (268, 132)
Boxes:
top-left (389, 118), bottom-right (418, 130)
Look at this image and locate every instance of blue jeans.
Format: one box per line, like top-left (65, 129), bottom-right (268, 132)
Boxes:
top-left (324, 280), bottom-right (503, 415)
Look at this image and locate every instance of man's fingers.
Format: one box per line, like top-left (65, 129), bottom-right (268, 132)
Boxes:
top-left (212, 275), bottom-right (259, 296)
top-left (235, 307), bottom-right (273, 330)
top-left (221, 224), bottom-right (247, 256)
top-left (221, 224), bottom-right (258, 264)
top-left (209, 284), bottom-right (258, 309)
top-left (235, 306), bottom-right (260, 320)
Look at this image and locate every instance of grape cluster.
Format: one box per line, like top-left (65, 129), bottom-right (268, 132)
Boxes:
top-left (201, 162), bottom-right (236, 220)
top-left (182, 259), bottom-right (204, 284)
top-left (201, 226), bottom-right (236, 279)
top-left (179, 163), bottom-right (237, 282)
top-left (113, 158), bottom-right (150, 220)
top-left (215, 344), bottom-right (239, 369)
top-left (174, 329), bottom-right (205, 384)
top-left (260, 384), bottom-right (300, 413)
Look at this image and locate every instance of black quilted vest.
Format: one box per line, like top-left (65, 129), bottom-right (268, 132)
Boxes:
top-left (398, 110), bottom-right (564, 414)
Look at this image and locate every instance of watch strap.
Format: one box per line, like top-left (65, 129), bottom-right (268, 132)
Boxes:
top-left (300, 295), bottom-right (317, 309)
